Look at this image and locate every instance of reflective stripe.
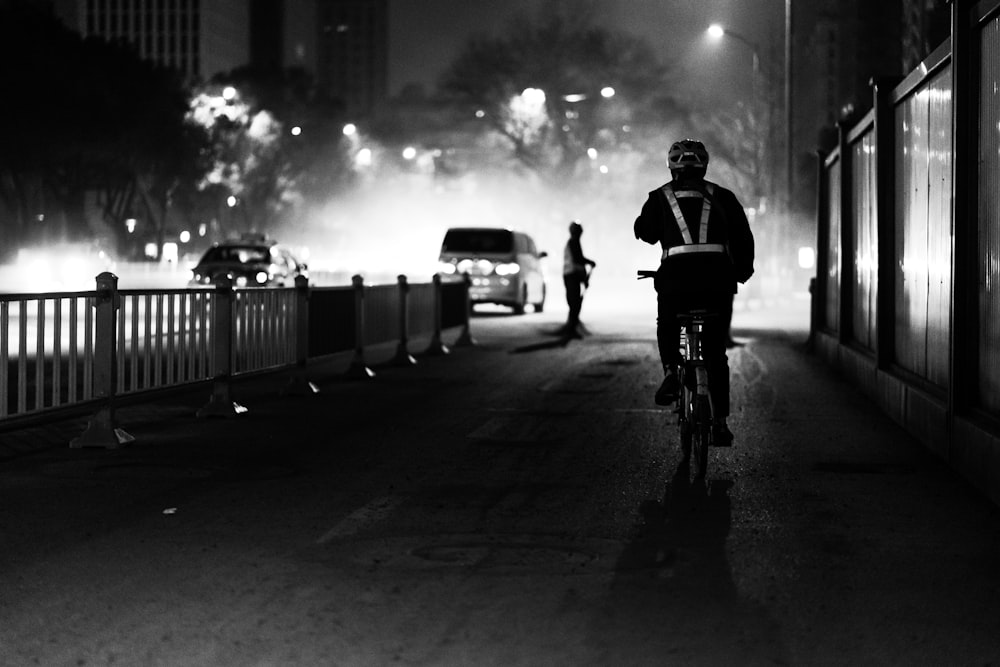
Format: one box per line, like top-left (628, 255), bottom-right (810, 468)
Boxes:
top-left (660, 183), bottom-right (715, 247)
top-left (699, 183), bottom-right (714, 242)
top-left (666, 243), bottom-right (725, 257)
top-left (662, 186), bottom-right (692, 244)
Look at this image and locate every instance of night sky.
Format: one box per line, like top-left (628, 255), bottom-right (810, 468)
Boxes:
top-left (387, 0), bottom-right (784, 105)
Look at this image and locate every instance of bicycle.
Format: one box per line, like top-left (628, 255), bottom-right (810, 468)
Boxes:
top-left (638, 270), bottom-right (717, 479)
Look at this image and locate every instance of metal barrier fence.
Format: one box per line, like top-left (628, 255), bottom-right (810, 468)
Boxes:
top-left (0, 271), bottom-right (473, 447)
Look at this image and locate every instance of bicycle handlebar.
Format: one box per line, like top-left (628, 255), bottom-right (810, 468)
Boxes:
top-left (637, 270), bottom-right (656, 280)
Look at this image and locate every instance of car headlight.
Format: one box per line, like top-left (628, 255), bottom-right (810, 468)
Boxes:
top-left (255, 271), bottom-right (269, 284)
top-left (236, 275), bottom-right (248, 287)
top-left (495, 262), bottom-right (520, 276)
top-left (437, 261), bottom-right (457, 275)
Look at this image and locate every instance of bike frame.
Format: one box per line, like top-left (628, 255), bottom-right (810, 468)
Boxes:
top-left (677, 311), bottom-right (715, 478)
top-left (638, 269), bottom-right (715, 479)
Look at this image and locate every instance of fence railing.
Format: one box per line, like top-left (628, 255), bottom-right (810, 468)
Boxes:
top-left (0, 272), bottom-right (473, 447)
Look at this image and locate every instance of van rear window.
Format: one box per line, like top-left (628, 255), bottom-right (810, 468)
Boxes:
top-left (442, 230), bottom-right (513, 254)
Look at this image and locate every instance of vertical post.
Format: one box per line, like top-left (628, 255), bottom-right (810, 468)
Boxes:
top-left (283, 274), bottom-right (320, 395)
top-left (345, 274), bottom-right (375, 379)
top-left (197, 275), bottom-right (247, 417)
top-left (391, 274), bottom-right (417, 366)
top-left (424, 273), bottom-right (450, 356)
top-left (874, 76), bottom-right (902, 371)
top-left (950, 0), bottom-right (975, 418)
top-left (71, 273), bottom-right (134, 448)
top-left (838, 120), bottom-right (852, 344)
top-left (452, 272), bottom-right (476, 347)
top-left (785, 0), bottom-right (794, 214)
top-left (811, 149), bottom-right (829, 348)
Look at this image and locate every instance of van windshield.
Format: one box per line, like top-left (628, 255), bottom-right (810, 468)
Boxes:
top-left (442, 229), bottom-right (513, 254)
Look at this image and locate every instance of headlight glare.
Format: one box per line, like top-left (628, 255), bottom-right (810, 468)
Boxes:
top-left (495, 262), bottom-right (521, 276)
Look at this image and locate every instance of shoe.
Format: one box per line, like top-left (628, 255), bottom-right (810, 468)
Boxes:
top-left (654, 370), bottom-right (680, 405)
top-left (713, 420), bottom-right (734, 447)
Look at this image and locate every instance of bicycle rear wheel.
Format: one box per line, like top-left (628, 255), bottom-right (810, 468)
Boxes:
top-left (692, 395), bottom-right (711, 479)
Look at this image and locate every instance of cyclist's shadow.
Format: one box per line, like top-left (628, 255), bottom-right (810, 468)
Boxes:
top-left (588, 469), bottom-right (786, 660)
top-left (616, 464), bottom-right (734, 574)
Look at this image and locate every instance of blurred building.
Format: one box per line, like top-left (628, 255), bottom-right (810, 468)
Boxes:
top-left (51, 0), bottom-right (249, 80)
top-left (790, 0), bottom-right (949, 219)
top-left (50, 0), bottom-right (388, 116)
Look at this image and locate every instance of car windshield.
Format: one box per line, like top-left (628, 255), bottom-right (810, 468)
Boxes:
top-left (200, 245), bottom-right (270, 264)
top-left (442, 230), bottom-right (513, 254)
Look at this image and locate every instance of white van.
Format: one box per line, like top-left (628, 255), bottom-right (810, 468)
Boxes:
top-left (437, 227), bottom-right (547, 314)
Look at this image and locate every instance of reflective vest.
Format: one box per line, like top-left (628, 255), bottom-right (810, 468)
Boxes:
top-left (659, 182), bottom-right (726, 260)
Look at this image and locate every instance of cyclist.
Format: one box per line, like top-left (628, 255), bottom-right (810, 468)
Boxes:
top-left (633, 139), bottom-right (754, 445)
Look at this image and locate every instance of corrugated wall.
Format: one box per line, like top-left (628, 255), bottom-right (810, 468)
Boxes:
top-left (824, 156), bottom-right (841, 332)
top-left (894, 66), bottom-right (953, 385)
top-left (851, 130), bottom-right (878, 351)
top-left (978, 17), bottom-right (1000, 409)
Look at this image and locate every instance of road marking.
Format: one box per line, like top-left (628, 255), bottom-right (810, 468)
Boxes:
top-left (317, 495), bottom-right (402, 544)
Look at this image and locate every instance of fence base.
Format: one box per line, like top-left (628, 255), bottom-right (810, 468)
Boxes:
top-left (424, 334), bottom-right (450, 356)
top-left (345, 354), bottom-right (375, 379)
top-left (282, 376), bottom-right (321, 396)
top-left (197, 379), bottom-right (248, 418)
top-left (70, 407), bottom-right (135, 449)
top-left (392, 342), bottom-right (418, 366)
top-left (452, 325), bottom-right (476, 348)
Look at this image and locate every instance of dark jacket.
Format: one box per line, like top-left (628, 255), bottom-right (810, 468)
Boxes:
top-left (634, 178), bottom-right (754, 296)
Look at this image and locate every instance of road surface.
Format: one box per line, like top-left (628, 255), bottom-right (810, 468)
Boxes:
top-left (1, 295), bottom-right (999, 665)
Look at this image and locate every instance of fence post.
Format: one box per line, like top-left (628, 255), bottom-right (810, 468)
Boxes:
top-left (71, 272), bottom-right (134, 448)
top-left (424, 273), bottom-right (450, 356)
top-left (282, 275), bottom-right (320, 395)
top-left (197, 275), bottom-right (247, 417)
top-left (452, 272), bottom-right (476, 347)
top-left (392, 274), bottom-right (417, 366)
top-left (345, 274), bottom-right (375, 379)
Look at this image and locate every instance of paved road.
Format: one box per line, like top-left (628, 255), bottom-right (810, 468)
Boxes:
top-left (1, 297), bottom-right (999, 666)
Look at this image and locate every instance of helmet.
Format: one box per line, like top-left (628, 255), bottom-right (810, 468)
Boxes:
top-left (667, 139), bottom-right (709, 171)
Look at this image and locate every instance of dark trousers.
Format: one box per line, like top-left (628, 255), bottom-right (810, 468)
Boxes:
top-left (656, 289), bottom-right (731, 418)
top-left (564, 273), bottom-right (584, 327)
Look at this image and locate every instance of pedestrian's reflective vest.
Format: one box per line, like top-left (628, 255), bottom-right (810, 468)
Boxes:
top-left (660, 182), bottom-right (725, 260)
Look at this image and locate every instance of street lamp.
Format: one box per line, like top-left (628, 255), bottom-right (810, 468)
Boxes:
top-left (706, 24), bottom-right (761, 101)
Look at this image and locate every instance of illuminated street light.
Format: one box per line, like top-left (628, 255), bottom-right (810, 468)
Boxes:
top-left (521, 87), bottom-right (546, 106)
top-left (222, 86), bottom-right (237, 101)
top-left (600, 86), bottom-right (615, 98)
top-left (355, 147), bottom-right (372, 167)
top-left (227, 195), bottom-right (237, 208)
top-left (179, 230), bottom-right (191, 243)
top-left (342, 123), bottom-right (357, 136)
top-left (706, 23), bottom-right (760, 79)
top-left (402, 146), bottom-right (417, 160)
top-left (290, 126), bottom-right (302, 136)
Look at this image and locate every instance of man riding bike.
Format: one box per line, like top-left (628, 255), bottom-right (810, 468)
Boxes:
top-left (633, 139), bottom-right (754, 446)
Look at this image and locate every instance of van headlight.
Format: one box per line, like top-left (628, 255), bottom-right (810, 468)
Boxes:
top-left (437, 261), bottom-right (457, 275)
top-left (495, 262), bottom-right (520, 276)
